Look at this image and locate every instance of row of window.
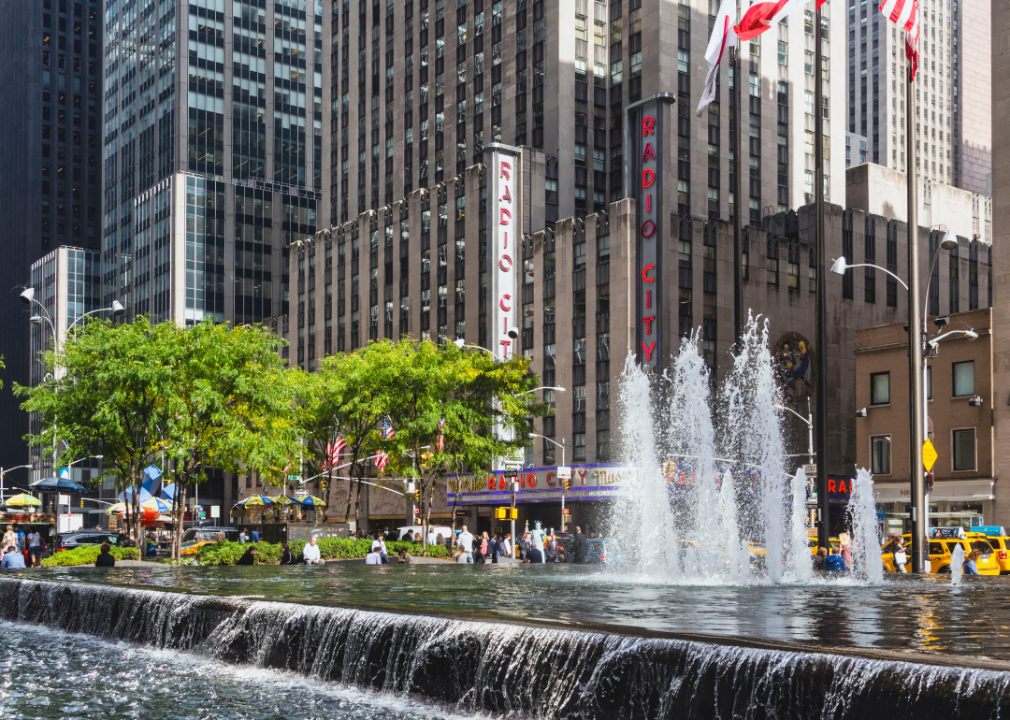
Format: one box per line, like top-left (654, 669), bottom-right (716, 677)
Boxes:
top-left (870, 427), bottom-right (977, 474)
top-left (869, 360), bottom-right (975, 405)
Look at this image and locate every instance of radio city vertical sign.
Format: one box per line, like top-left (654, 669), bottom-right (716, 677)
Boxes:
top-left (487, 143), bottom-right (521, 360)
top-left (625, 94), bottom-right (674, 370)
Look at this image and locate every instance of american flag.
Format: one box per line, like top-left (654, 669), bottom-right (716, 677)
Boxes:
top-left (380, 415), bottom-right (396, 440)
top-left (374, 450), bottom-right (389, 472)
top-left (879, 0), bottom-right (918, 79)
top-left (325, 433), bottom-right (346, 469)
top-left (437, 417), bottom-right (446, 451)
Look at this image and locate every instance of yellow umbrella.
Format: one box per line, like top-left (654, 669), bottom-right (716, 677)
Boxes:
top-left (299, 495), bottom-right (327, 507)
top-left (105, 502), bottom-right (128, 515)
top-left (141, 497), bottom-right (174, 513)
top-left (5, 493), bottom-right (41, 507)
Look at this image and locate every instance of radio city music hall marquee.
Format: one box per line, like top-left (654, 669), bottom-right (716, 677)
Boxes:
top-left (488, 143), bottom-right (520, 361)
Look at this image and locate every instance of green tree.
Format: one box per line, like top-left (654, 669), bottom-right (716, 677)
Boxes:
top-left (383, 340), bottom-right (545, 555)
top-left (158, 320), bottom-right (300, 562)
top-left (15, 318), bottom-right (173, 546)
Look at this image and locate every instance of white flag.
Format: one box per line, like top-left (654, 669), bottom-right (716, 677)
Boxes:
top-left (696, 0), bottom-right (738, 116)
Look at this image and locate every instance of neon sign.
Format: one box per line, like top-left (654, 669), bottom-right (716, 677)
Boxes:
top-left (488, 144), bottom-right (520, 360)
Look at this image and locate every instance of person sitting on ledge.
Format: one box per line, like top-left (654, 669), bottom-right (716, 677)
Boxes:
top-left (523, 544), bottom-right (544, 564)
top-left (365, 542), bottom-right (384, 565)
top-left (95, 543), bottom-right (116, 568)
top-left (398, 548), bottom-right (413, 564)
top-left (236, 546), bottom-right (257, 566)
top-left (1, 545), bottom-right (25, 569)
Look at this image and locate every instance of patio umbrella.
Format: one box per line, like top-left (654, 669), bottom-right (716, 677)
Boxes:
top-left (4, 494), bottom-right (41, 507)
top-left (298, 495), bottom-right (327, 507)
top-left (141, 497), bottom-right (174, 514)
top-left (231, 494), bottom-right (275, 509)
top-left (268, 494), bottom-right (302, 505)
top-left (105, 502), bottom-right (160, 521)
top-left (30, 477), bottom-right (87, 493)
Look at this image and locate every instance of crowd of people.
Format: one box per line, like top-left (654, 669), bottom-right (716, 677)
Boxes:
top-left (1, 524), bottom-right (46, 568)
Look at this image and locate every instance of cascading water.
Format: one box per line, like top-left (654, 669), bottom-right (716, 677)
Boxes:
top-left (613, 314), bottom-right (810, 584)
top-left (846, 469), bottom-right (884, 583)
top-left (1, 577), bottom-right (1009, 719)
top-left (950, 543), bottom-right (966, 586)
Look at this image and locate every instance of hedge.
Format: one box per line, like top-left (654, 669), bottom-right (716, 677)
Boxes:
top-left (42, 546), bottom-right (141, 567)
top-left (196, 537), bottom-right (452, 565)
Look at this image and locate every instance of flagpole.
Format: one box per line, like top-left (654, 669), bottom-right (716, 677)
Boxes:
top-left (814, 2), bottom-right (830, 550)
top-left (906, 55), bottom-right (926, 573)
top-left (732, 43), bottom-right (743, 346)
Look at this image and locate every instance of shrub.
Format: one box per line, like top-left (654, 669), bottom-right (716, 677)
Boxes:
top-left (195, 537), bottom-right (450, 565)
top-left (42, 546), bottom-right (140, 567)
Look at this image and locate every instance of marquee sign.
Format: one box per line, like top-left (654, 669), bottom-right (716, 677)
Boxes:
top-left (487, 143), bottom-right (521, 360)
top-left (626, 94), bottom-right (674, 370)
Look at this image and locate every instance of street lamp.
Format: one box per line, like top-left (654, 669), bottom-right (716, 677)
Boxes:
top-left (530, 432), bottom-right (568, 531)
top-left (0, 465), bottom-right (32, 504)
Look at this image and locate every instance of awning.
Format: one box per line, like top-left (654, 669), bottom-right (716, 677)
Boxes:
top-left (874, 479), bottom-right (994, 502)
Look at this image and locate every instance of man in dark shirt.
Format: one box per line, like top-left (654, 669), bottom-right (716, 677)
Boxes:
top-left (236, 546), bottom-right (257, 565)
top-left (573, 526), bottom-right (590, 564)
top-left (95, 543), bottom-right (116, 567)
top-left (523, 545), bottom-right (544, 563)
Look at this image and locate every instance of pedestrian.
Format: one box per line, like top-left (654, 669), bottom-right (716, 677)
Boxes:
top-left (251, 528), bottom-right (261, 543)
top-left (823, 550), bottom-right (847, 571)
top-left (811, 546), bottom-right (829, 570)
top-left (427, 527), bottom-right (437, 545)
top-left (377, 532), bottom-right (390, 564)
top-left (472, 536), bottom-right (485, 564)
top-left (963, 548), bottom-right (983, 575)
top-left (365, 542), bottom-right (384, 565)
top-left (454, 545), bottom-right (468, 563)
top-left (95, 542), bottom-right (116, 567)
top-left (397, 548), bottom-right (413, 564)
top-left (502, 533), bottom-right (512, 558)
top-left (544, 534), bottom-right (559, 563)
top-left (26, 528), bottom-right (42, 568)
top-left (489, 534), bottom-right (500, 564)
top-left (887, 536), bottom-right (908, 573)
top-left (523, 544), bottom-right (544, 564)
top-left (239, 528), bottom-right (248, 544)
top-left (302, 537), bottom-right (323, 565)
top-left (456, 525), bottom-right (474, 564)
top-left (236, 546), bottom-right (257, 565)
top-left (480, 532), bottom-right (489, 562)
top-left (404, 529), bottom-right (414, 543)
top-left (572, 526), bottom-right (589, 564)
top-left (1, 545), bottom-right (25, 569)
top-left (13, 524), bottom-right (25, 552)
top-left (279, 543), bottom-right (296, 565)
top-left (2, 526), bottom-right (15, 551)
top-left (838, 532), bottom-right (853, 571)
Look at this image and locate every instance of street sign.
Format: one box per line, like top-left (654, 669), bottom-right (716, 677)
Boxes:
top-left (502, 461), bottom-right (524, 470)
top-left (802, 464), bottom-right (817, 477)
top-left (287, 474), bottom-right (299, 481)
top-left (197, 512), bottom-right (206, 520)
top-left (922, 438), bottom-right (938, 472)
top-left (557, 466), bottom-right (572, 479)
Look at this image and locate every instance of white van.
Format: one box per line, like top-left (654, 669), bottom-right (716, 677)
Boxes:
top-left (394, 525), bottom-right (454, 542)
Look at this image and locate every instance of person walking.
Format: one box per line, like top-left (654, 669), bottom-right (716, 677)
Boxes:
top-left (472, 536), bottom-right (485, 564)
top-left (239, 529), bottom-right (248, 544)
top-left (427, 527), bottom-right (437, 545)
top-left (886, 536), bottom-right (908, 573)
top-left (479, 532), bottom-right (489, 563)
top-left (489, 534), bottom-right (500, 564)
top-left (502, 533), bottom-right (512, 559)
top-left (279, 543), bottom-right (296, 565)
top-left (26, 529), bottom-right (42, 568)
top-left (456, 525), bottom-right (474, 564)
top-left (302, 537), bottom-right (323, 565)
top-left (2, 526), bottom-right (16, 551)
top-left (251, 528), bottom-right (261, 543)
top-left (1, 545), bottom-right (25, 569)
top-left (838, 533), bottom-right (853, 572)
top-left (95, 543), bottom-right (116, 567)
top-left (572, 526), bottom-right (589, 564)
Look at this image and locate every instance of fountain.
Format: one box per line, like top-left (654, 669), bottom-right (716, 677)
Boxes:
top-left (612, 314), bottom-right (811, 584)
top-left (950, 542), bottom-right (966, 586)
top-left (846, 468), bottom-right (884, 583)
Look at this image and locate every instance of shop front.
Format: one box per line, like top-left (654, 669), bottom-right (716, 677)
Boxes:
top-left (873, 478), bottom-right (994, 535)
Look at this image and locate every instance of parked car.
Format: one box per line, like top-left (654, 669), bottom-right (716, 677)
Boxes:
top-left (54, 531), bottom-right (130, 553)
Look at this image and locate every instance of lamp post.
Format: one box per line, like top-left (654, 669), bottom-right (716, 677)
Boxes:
top-left (530, 433), bottom-right (566, 531)
top-left (0, 465), bottom-right (32, 505)
top-left (20, 288), bottom-right (125, 480)
top-left (830, 232), bottom-right (957, 570)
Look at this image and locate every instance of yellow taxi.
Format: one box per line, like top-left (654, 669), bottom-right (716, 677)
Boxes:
top-left (968, 530), bottom-right (1010, 575)
top-left (882, 532), bottom-right (1000, 575)
top-left (179, 530), bottom-right (228, 556)
top-left (808, 537), bottom-right (840, 555)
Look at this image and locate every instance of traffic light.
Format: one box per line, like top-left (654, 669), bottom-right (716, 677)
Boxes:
top-left (563, 478), bottom-right (570, 492)
top-left (495, 507), bottom-right (518, 520)
top-left (414, 488), bottom-right (421, 502)
top-left (320, 480), bottom-right (328, 495)
top-left (80, 498), bottom-right (84, 508)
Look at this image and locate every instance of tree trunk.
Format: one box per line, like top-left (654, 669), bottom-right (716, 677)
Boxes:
top-left (174, 480), bottom-right (189, 564)
top-left (343, 459), bottom-right (355, 524)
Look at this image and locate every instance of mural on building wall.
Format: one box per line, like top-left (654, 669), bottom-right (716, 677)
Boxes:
top-left (774, 332), bottom-right (815, 399)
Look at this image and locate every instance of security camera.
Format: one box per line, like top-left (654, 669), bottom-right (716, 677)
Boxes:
top-left (507, 326), bottom-right (519, 340)
top-left (969, 396), bottom-right (983, 407)
top-left (855, 407), bottom-right (868, 418)
top-left (933, 316), bottom-right (949, 328)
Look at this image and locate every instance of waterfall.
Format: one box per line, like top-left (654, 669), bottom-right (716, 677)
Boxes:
top-left (950, 543), bottom-right (966, 586)
top-left (846, 469), bottom-right (885, 583)
top-left (785, 468), bottom-right (813, 583)
top-left (1, 577), bottom-right (1008, 719)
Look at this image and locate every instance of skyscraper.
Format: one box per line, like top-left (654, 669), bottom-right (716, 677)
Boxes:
top-left (100, 0), bottom-right (323, 509)
top-left (101, 0), bottom-right (321, 330)
top-left (0, 0), bottom-right (104, 474)
top-left (846, 0), bottom-right (991, 193)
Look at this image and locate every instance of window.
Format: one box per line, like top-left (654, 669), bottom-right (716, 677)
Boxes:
top-left (871, 435), bottom-right (891, 474)
top-left (952, 361), bottom-right (974, 397)
top-left (952, 428), bottom-right (976, 471)
top-left (870, 372), bottom-right (890, 405)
